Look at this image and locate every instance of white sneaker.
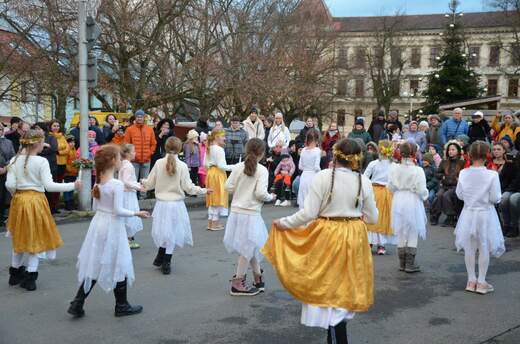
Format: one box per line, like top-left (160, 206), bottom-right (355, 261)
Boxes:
top-left (281, 200), bottom-right (291, 207)
top-left (275, 200), bottom-right (281, 206)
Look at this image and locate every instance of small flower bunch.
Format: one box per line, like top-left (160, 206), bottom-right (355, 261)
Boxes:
top-left (72, 158), bottom-right (94, 169)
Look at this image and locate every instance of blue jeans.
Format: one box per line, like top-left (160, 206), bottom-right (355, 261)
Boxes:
top-left (292, 176), bottom-right (300, 199)
top-left (63, 176), bottom-right (76, 203)
top-left (428, 189), bottom-right (436, 207)
top-left (132, 162), bottom-right (150, 197)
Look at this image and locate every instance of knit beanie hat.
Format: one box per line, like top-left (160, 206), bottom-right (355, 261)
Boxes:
top-left (423, 152), bottom-right (434, 165)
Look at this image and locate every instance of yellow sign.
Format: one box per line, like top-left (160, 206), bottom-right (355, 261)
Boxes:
top-left (69, 111), bottom-right (132, 128)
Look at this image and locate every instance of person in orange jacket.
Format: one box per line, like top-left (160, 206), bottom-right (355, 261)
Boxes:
top-left (64, 136), bottom-right (78, 210)
top-left (124, 110), bottom-right (157, 197)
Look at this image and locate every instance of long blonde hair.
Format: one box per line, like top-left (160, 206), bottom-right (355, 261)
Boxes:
top-left (206, 129), bottom-right (225, 155)
top-left (9, 129), bottom-right (44, 175)
top-left (165, 137), bottom-right (182, 176)
top-left (120, 144), bottom-right (134, 160)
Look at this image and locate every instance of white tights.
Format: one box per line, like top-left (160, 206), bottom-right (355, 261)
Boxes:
top-left (464, 237), bottom-right (490, 283)
top-left (236, 256), bottom-right (261, 277)
top-left (11, 251), bottom-right (39, 272)
top-left (397, 229), bottom-right (418, 248)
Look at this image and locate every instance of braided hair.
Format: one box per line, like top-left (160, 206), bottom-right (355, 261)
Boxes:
top-left (327, 138), bottom-right (363, 208)
top-left (9, 129), bottom-right (44, 175)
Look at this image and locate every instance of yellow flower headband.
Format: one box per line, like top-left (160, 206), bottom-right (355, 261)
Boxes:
top-left (379, 145), bottom-right (394, 159)
top-left (333, 146), bottom-right (362, 170)
top-left (210, 130), bottom-right (225, 139)
top-left (20, 137), bottom-right (43, 145)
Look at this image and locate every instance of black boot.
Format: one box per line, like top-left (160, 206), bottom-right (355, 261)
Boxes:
top-left (20, 271), bottom-right (38, 291)
top-left (430, 214), bottom-right (439, 226)
top-left (153, 247), bottom-right (166, 267)
top-left (441, 215), bottom-right (451, 227)
top-left (64, 200), bottom-right (74, 211)
top-left (397, 248), bottom-right (406, 271)
top-left (161, 254), bottom-right (172, 275)
top-left (404, 247), bottom-right (421, 273)
top-left (8, 266), bottom-right (26, 286)
top-left (327, 321), bottom-right (348, 343)
top-left (67, 281), bottom-right (96, 318)
top-left (113, 279), bottom-right (143, 317)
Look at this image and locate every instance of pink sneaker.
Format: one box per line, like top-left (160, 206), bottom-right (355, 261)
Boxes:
top-left (475, 282), bottom-right (494, 295)
top-left (230, 275), bottom-right (260, 296)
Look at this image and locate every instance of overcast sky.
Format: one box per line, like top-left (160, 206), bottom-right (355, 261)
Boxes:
top-left (324, 0), bottom-right (493, 17)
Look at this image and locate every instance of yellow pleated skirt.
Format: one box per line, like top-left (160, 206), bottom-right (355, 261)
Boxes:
top-left (261, 218), bottom-right (374, 312)
top-left (7, 190), bottom-right (63, 254)
top-left (205, 166), bottom-right (228, 208)
top-left (366, 185), bottom-right (393, 235)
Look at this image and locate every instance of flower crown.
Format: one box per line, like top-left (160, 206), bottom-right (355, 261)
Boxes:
top-left (210, 130), bottom-right (225, 139)
top-left (20, 137), bottom-right (43, 145)
top-left (333, 146), bottom-right (362, 170)
top-left (379, 145), bottom-right (394, 159)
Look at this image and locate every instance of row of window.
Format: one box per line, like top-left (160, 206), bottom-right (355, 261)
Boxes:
top-left (336, 78), bottom-right (520, 98)
top-left (336, 45), bottom-right (518, 69)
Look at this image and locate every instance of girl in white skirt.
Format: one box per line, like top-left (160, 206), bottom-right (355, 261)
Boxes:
top-left (119, 144), bottom-right (144, 249)
top-left (388, 142), bottom-right (428, 273)
top-left (364, 140), bottom-right (396, 255)
top-left (455, 141), bottom-right (505, 294)
top-left (297, 129), bottom-right (321, 210)
top-left (224, 138), bottom-right (275, 296)
top-left (68, 145), bottom-right (150, 318)
top-left (142, 137), bottom-right (210, 275)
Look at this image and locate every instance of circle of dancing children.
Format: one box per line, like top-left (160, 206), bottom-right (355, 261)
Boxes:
top-left (388, 142), bottom-right (429, 273)
top-left (68, 145), bottom-right (149, 318)
top-left (204, 129), bottom-right (234, 231)
top-left (6, 129), bottom-right (81, 291)
top-left (297, 130), bottom-right (321, 210)
top-left (223, 138), bottom-right (276, 296)
top-left (262, 138), bottom-right (378, 344)
top-left (363, 140), bottom-right (396, 255)
top-left (142, 137), bottom-right (210, 275)
top-left (454, 141), bottom-right (505, 294)
top-left (118, 144), bottom-right (145, 249)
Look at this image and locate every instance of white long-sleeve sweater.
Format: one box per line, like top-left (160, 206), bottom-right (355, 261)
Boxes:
top-left (6, 155), bottom-right (75, 194)
top-left (142, 155), bottom-right (206, 201)
top-left (388, 160), bottom-right (429, 201)
top-left (225, 162), bottom-right (274, 215)
top-left (281, 168), bottom-right (378, 228)
top-left (204, 145), bottom-right (234, 172)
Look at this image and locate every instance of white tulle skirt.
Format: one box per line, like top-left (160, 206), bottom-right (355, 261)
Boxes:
top-left (298, 171), bottom-right (318, 210)
top-left (301, 304), bottom-right (355, 329)
top-left (455, 206), bottom-right (505, 257)
top-left (367, 232), bottom-right (397, 246)
top-left (151, 200), bottom-right (193, 252)
top-left (391, 190), bottom-right (427, 240)
top-left (223, 212), bottom-right (268, 261)
top-left (77, 211), bottom-right (135, 293)
top-left (122, 191), bottom-right (143, 238)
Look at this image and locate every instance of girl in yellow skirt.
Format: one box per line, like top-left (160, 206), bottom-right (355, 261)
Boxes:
top-left (363, 140), bottom-right (396, 255)
top-left (204, 129), bottom-right (235, 231)
top-left (6, 130), bottom-right (81, 291)
top-left (262, 138), bottom-right (378, 343)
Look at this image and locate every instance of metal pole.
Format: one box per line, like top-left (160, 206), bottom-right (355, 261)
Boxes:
top-left (78, 0), bottom-right (91, 210)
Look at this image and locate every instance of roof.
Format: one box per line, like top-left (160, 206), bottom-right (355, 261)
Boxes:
top-left (439, 95), bottom-right (502, 110)
top-left (333, 11), bottom-right (517, 32)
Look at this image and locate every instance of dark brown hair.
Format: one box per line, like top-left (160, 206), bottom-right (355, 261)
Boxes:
top-left (165, 137), bottom-right (182, 176)
top-left (305, 129), bottom-right (320, 146)
top-left (328, 138), bottom-right (363, 207)
top-left (469, 141), bottom-right (489, 162)
top-left (92, 145), bottom-right (121, 199)
top-left (399, 142), bottom-right (416, 159)
top-left (244, 138), bottom-right (265, 176)
top-left (48, 119), bottom-right (63, 133)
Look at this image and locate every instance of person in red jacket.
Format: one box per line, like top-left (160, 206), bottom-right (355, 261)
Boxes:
top-left (321, 122), bottom-right (341, 166)
top-left (124, 110), bottom-right (157, 198)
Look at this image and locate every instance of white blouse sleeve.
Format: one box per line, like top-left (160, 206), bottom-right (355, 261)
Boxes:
top-left (313, 150), bottom-right (321, 172)
top-left (119, 163), bottom-right (141, 191)
top-left (414, 168), bottom-right (429, 201)
top-left (113, 182), bottom-right (135, 217)
top-left (255, 168), bottom-right (274, 202)
top-left (489, 171), bottom-right (502, 204)
top-left (224, 167), bottom-right (239, 193)
top-left (361, 176), bottom-right (378, 224)
top-left (180, 163), bottom-right (206, 196)
top-left (455, 172), bottom-right (464, 202)
top-left (142, 163), bottom-right (158, 191)
top-left (281, 175), bottom-right (325, 228)
top-left (40, 159), bottom-right (75, 192)
top-left (215, 147), bottom-right (234, 171)
top-left (363, 160), bottom-right (375, 179)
